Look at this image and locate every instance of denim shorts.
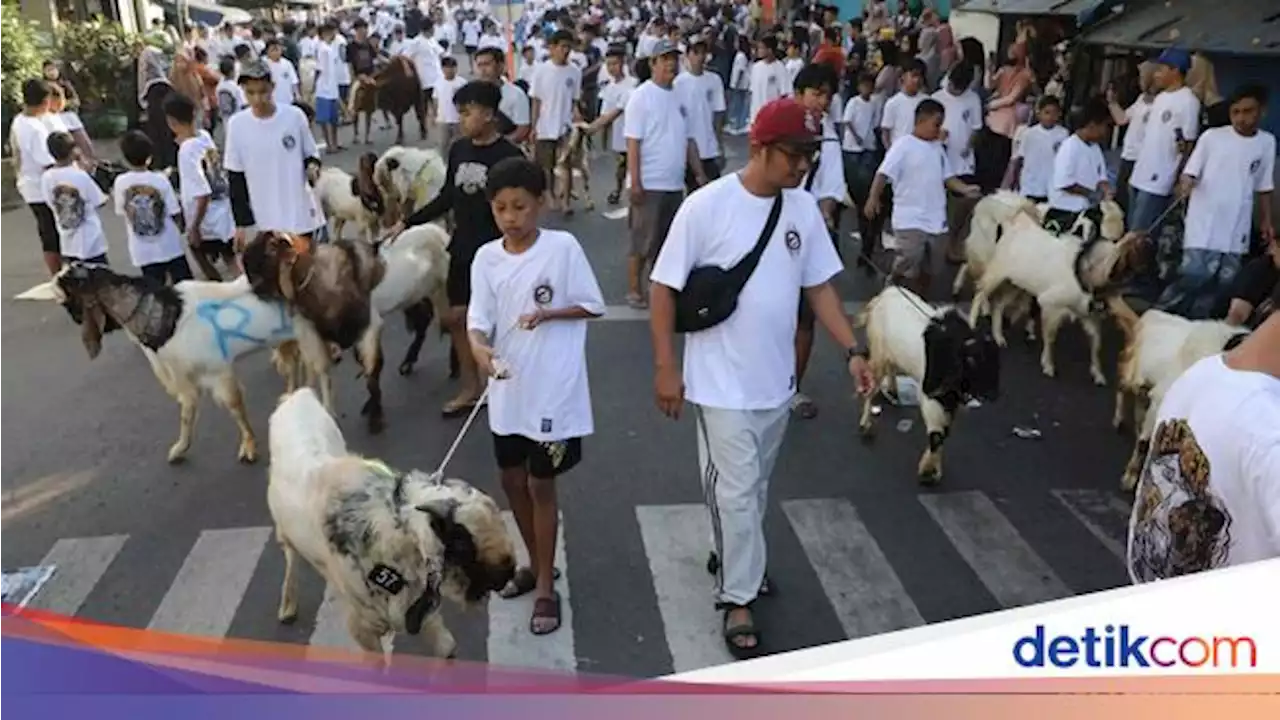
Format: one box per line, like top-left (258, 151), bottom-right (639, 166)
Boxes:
top-left (315, 97), bottom-right (341, 126)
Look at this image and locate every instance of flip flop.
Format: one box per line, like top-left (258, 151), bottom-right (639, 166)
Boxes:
top-left (530, 591), bottom-right (562, 635)
top-left (499, 566), bottom-right (562, 599)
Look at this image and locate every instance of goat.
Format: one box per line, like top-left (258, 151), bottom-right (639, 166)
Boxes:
top-left (299, 57), bottom-right (317, 108)
top-left (1108, 297), bottom-right (1250, 491)
top-left (373, 146), bottom-right (448, 224)
top-left (268, 387), bottom-right (516, 663)
top-left (241, 231), bottom-right (388, 433)
top-left (309, 153), bottom-right (391, 244)
top-left (969, 206), bottom-right (1142, 385)
top-left (51, 263), bottom-right (329, 464)
top-left (373, 223), bottom-right (452, 376)
top-left (553, 123), bottom-right (594, 216)
top-left (855, 286), bottom-right (1002, 483)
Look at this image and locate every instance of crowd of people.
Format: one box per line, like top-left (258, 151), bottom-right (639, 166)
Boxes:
top-left (9, 0), bottom-right (1277, 661)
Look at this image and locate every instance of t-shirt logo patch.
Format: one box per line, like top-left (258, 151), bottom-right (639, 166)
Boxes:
top-left (51, 183), bottom-right (87, 231)
top-left (533, 283), bottom-right (554, 305)
top-left (565, 76), bottom-right (574, 89)
top-left (1250, 158), bottom-right (1262, 174)
top-left (1143, 111), bottom-right (1151, 124)
top-left (1052, 140), bottom-right (1062, 152)
top-left (785, 228), bottom-right (802, 253)
top-left (1161, 109), bottom-right (1172, 123)
top-left (705, 88), bottom-right (714, 103)
top-left (282, 134), bottom-right (297, 150)
top-left (679, 104), bottom-right (687, 118)
top-left (962, 109), bottom-right (971, 122)
top-left (124, 184), bottom-right (166, 238)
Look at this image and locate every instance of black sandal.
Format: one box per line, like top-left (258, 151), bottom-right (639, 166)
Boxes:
top-left (716, 602), bottom-right (760, 660)
top-left (706, 552), bottom-right (774, 597)
top-left (530, 591), bottom-right (562, 635)
top-left (499, 566), bottom-right (562, 599)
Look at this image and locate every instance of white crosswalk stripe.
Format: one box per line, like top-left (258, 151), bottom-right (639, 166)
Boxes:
top-left (12, 488), bottom-right (1130, 675)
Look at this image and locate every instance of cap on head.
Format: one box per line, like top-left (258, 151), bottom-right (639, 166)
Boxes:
top-left (650, 39), bottom-right (682, 58)
top-left (749, 97), bottom-right (822, 149)
top-left (1156, 48), bottom-right (1191, 75)
top-left (237, 59), bottom-right (272, 83)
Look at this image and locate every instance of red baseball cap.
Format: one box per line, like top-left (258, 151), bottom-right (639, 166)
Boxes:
top-left (749, 98), bottom-right (822, 148)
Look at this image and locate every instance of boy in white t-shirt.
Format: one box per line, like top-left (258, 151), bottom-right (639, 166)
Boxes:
top-left (466, 156), bottom-right (606, 637)
top-left (1129, 48), bottom-right (1200, 234)
top-left (166, 93), bottom-right (237, 280)
top-left (112, 131), bottom-right (193, 284)
top-left (41, 132), bottom-right (110, 265)
top-left (1044, 97), bottom-right (1113, 235)
top-left (529, 30), bottom-right (582, 211)
top-left (1106, 61), bottom-right (1157, 211)
top-left (11, 79), bottom-right (61, 275)
top-left (435, 56), bottom-right (467, 149)
top-left (586, 47), bottom-right (638, 205)
top-left (866, 98), bottom-right (980, 298)
top-left (1007, 95), bottom-right (1068, 202)
top-left (1157, 85), bottom-right (1276, 320)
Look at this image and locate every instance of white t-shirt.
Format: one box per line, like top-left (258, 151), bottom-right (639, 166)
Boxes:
top-left (333, 36), bottom-right (352, 84)
top-left (1049, 133), bottom-right (1107, 214)
top-left (467, 229), bottom-right (606, 442)
top-left (636, 32), bottom-right (659, 58)
top-left (176, 131), bottom-right (236, 241)
top-left (410, 34), bottom-right (443, 88)
top-left (530, 61), bottom-right (581, 141)
top-left (841, 95), bottom-right (879, 153)
top-left (435, 75), bottom-right (468, 123)
top-left (40, 164), bottom-right (108, 259)
top-left (1014, 123), bottom-right (1069, 198)
top-left (112, 170), bottom-right (186, 267)
top-left (880, 90), bottom-right (924, 148)
top-left (10, 114), bottom-right (54, 203)
top-left (479, 32), bottom-right (505, 51)
top-left (500, 80), bottom-right (531, 129)
top-left (599, 74), bottom-right (637, 153)
top-left (46, 111), bottom-right (84, 134)
top-left (266, 57), bottom-right (300, 108)
top-left (674, 70), bottom-right (726, 160)
top-left (300, 36), bottom-right (318, 59)
top-left (783, 57), bottom-right (804, 86)
top-left (314, 42), bottom-right (341, 99)
top-left (623, 80), bottom-right (691, 192)
top-left (877, 134), bottom-right (954, 234)
top-left (933, 87), bottom-right (983, 177)
top-left (462, 19), bottom-right (482, 46)
top-left (223, 104), bottom-right (323, 234)
top-left (1181, 126), bottom-right (1277, 254)
top-left (730, 51), bottom-right (750, 91)
top-left (748, 59), bottom-right (790, 121)
top-left (433, 23), bottom-right (457, 50)
top-left (649, 175), bottom-right (844, 410)
top-left (804, 113), bottom-right (847, 203)
top-left (1121, 95), bottom-right (1154, 162)
top-left (1128, 354), bottom-right (1280, 584)
top-left (1131, 86), bottom-right (1200, 196)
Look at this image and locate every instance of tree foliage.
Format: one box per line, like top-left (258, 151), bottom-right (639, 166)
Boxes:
top-left (55, 19), bottom-right (140, 115)
top-left (1, 0), bottom-right (52, 110)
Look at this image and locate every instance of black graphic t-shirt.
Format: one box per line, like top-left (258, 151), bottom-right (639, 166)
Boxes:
top-left (406, 136), bottom-right (525, 258)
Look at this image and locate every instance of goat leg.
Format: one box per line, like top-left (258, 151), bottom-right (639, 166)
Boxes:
top-left (1082, 316), bottom-right (1107, 386)
top-left (951, 263), bottom-right (969, 299)
top-left (417, 613), bottom-right (458, 659)
top-left (214, 373), bottom-right (258, 464)
top-left (357, 326), bottom-right (386, 434)
top-left (399, 300), bottom-right (434, 376)
top-left (168, 392), bottom-right (199, 464)
top-left (917, 399), bottom-right (950, 484)
top-left (276, 532), bottom-right (299, 623)
top-left (1037, 303), bottom-right (1070, 379)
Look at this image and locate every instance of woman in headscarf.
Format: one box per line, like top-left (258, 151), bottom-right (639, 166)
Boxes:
top-left (136, 41), bottom-right (180, 170)
top-left (975, 40), bottom-right (1033, 192)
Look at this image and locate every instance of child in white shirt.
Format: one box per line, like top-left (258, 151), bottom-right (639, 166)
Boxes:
top-left (466, 156), bottom-right (605, 637)
top-left (41, 131), bottom-right (110, 265)
top-left (166, 92), bottom-right (238, 279)
top-left (1046, 97), bottom-right (1113, 234)
top-left (113, 131), bottom-right (193, 284)
top-left (1008, 95), bottom-right (1069, 202)
top-left (435, 56), bottom-right (468, 149)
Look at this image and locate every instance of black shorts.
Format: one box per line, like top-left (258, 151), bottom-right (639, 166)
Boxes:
top-left (30, 203), bottom-right (59, 254)
top-left (140, 255), bottom-right (194, 284)
top-left (198, 238), bottom-right (236, 262)
top-left (446, 245), bottom-right (478, 306)
top-left (465, 44), bottom-right (479, 55)
top-left (493, 434), bottom-right (583, 478)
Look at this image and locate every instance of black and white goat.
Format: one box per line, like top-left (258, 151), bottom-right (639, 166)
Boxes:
top-left (553, 123), bottom-right (594, 215)
top-left (52, 263), bottom-right (330, 464)
top-left (268, 387), bottom-right (516, 663)
top-left (856, 286), bottom-right (1002, 483)
top-left (310, 153), bottom-right (391, 244)
top-left (373, 146), bottom-right (448, 223)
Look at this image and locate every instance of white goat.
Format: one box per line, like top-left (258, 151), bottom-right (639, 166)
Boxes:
top-left (1109, 298), bottom-right (1249, 491)
top-left (310, 164), bottom-right (384, 244)
top-left (855, 286), bottom-right (1002, 483)
top-left (52, 264), bottom-right (331, 464)
top-left (373, 146), bottom-right (448, 222)
top-left (374, 223), bottom-right (452, 375)
top-left (969, 207), bottom-right (1140, 385)
top-left (268, 387), bottom-right (517, 664)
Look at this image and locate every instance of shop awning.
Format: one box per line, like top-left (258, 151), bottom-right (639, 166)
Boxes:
top-left (1076, 0), bottom-right (1280, 56)
top-left (156, 0), bottom-right (252, 26)
top-left (955, 0), bottom-right (1109, 16)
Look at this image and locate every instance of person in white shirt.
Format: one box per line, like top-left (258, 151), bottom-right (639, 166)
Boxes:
top-left (585, 46), bottom-right (637, 205)
top-left (435, 56), bottom-right (468, 149)
top-left (649, 96), bottom-right (873, 661)
top-left (879, 58), bottom-right (926, 149)
top-left (264, 39), bottom-right (301, 111)
top-left (1129, 48), bottom-right (1200, 234)
top-left (410, 23), bottom-right (444, 136)
top-left (13, 81), bottom-right (64, 275)
top-left (466, 156), bottom-right (606, 637)
top-left (748, 36), bottom-right (789, 123)
top-left (1158, 85), bottom-right (1276, 320)
top-left (866, 98), bottom-right (981, 298)
top-left (529, 29), bottom-right (582, 212)
top-left (475, 47), bottom-right (532, 144)
top-left (842, 72), bottom-right (882, 270)
top-left (1127, 306), bottom-right (1280, 584)
top-left (932, 62), bottom-right (984, 262)
top-left (727, 37), bottom-right (751, 134)
top-left (461, 12), bottom-right (483, 69)
top-left (782, 41), bottom-right (804, 86)
top-left (1045, 98), bottom-right (1113, 235)
top-left (1107, 61), bottom-right (1157, 213)
top-left (41, 132), bottom-right (110, 265)
top-left (112, 131), bottom-right (193, 284)
top-left (313, 24), bottom-right (344, 151)
top-left (624, 40), bottom-right (707, 310)
top-left (1006, 95), bottom-right (1068, 202)
top-left (674, 40), bottom-right (727, 191)
top-left (223, 59), bottom-right (325, 245)
top-left (165, 93), bottom-right (237, 280)
top-left (479, 24), bottom-right (505, 51)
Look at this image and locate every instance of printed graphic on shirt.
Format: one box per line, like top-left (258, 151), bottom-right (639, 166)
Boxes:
top-left (455, 162), bottom-right (488, 195)
top-left (282, 133), bottom-right (297, 151)
top-left (533, 281), bottom-right (554, 306)
top-left (123, 184), bottom-right (167, 237)
top-left (218, 89), bottom-right (240, 119)
top-left (51, 183), bottom-right (87, 231)
top-left (785, 226), bottom-right (802, 254)
top-left (1129, 418), bottom-right (1233, 582)
top-left (202, 146), bottom-right (230, 199)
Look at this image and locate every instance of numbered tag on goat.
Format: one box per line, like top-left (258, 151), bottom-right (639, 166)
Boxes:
top-left (368, 564), bottom-right (406, 594)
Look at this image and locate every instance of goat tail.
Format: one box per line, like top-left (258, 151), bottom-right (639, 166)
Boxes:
top-left (1107, 295), bottom-right (1142, 343)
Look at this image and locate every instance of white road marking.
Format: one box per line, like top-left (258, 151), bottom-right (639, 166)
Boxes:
top-left (602, 207), bottom-right (629, 220)
top-left (26, 535), bottom-right (128, 616)
top-left (635, 504), bottom-right (729, 674)
top-left (782, 499), bottom-right (925, 638)
top-left (919, 491), bottom-right (1071, 608)
top-left (309, 583), bottom-right (364, 652)
top-left (1052, 489), bottom-right (1131, 560)
top-left (486, 511), bottom-right (575, 671)
top-left (147, 527), bottom-right (271, 637)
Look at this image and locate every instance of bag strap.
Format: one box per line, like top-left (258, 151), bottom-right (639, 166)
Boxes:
top-left (804, 151), bottom-right (822, 192)
top-left (725, 192), bottom-right (784, 286)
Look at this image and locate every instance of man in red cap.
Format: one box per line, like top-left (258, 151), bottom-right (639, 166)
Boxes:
top-left (648, 97), bottom-right (874, 661)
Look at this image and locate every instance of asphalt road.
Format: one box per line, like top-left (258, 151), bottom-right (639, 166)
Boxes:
top-left (1, 113), bottom-right (1140, 678)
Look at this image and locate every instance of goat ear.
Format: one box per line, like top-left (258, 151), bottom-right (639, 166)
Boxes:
top-left (81, 306), bottom-right (106, 360)
top-left (920, 320), bottom-right (951, 398)
top-left (416, 497), bottom-right (459, 524)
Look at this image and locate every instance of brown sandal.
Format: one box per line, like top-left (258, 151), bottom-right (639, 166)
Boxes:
top-left (499, 566), bottom-right (561, 599)
top-left (530, 591), bottom-right (561, 635)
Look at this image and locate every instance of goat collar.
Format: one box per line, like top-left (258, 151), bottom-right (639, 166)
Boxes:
top-left (280, 237), bottom-right (317, 300)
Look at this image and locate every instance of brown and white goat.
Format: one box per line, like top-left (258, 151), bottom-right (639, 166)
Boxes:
top-left (856, 286), bottom-right (1002, 483)
top-left (553, 123), bottom-right (594, 215)
top-left (969, 206), bottom-right (1142, 385)
top-left (1108, 297), bottom-right (1250, 491)
top-left (241, 231), bottom-right (389, 433)
top-left (374, 146), bottom-right (449, 223)
top-left (310, 153), bottom-right (393, 244)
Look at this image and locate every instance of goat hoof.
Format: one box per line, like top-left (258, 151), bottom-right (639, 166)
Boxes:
top-left (1091, 372), bottom-right (1107, 387)
top-left (398, 361), bottom-right (415, 376)
top-left (367, 414), bottom-right (386, 435)
top-left (858, 424), bottom-right (876, 442)
top-left (1041, 365), bottom-right (1056, 379)
top-left (167, 446), bottom-right (188, 464)
top-left (278, 608), bottom-right (298, 625)
top-left (918, 470), bottom-right (942, 486)
top-left (238, 447), bottom-right (258, 464)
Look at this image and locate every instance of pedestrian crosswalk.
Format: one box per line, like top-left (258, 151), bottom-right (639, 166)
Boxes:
top-left (12, 488), bottom-right (1133, 676)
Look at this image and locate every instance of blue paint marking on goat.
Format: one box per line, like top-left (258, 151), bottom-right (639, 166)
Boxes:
top-left (196, 299), bottom-right (294, 361)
